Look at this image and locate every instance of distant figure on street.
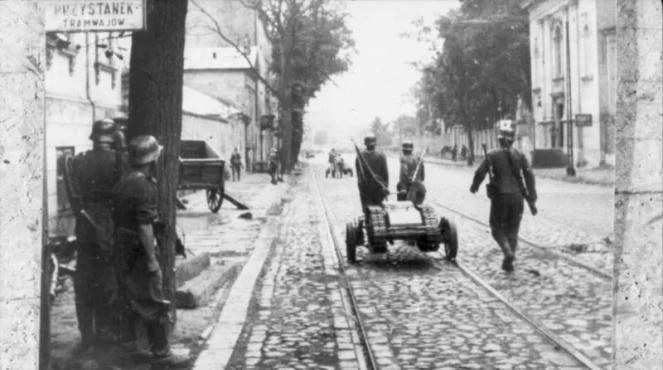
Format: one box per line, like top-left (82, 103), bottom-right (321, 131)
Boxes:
top-left (452, 144), bottom-right (458, 161)
top-left (461, 145), bottom-right (468, 161)
top-left (470, 120), bottom-right (537, 272)
top-left (70, 118), bottom-right (125, 351)
top-left (269, 147), bottom-right (280, 185)
top-left (327, 148), bottom-right (338, 178)
top-left (397, 140), bottom-right (426, 205)
top-left (230, 147), bottom-right (243, 181)
top-left (113, 136), bottom-right (189, 368)
top-left (355, 134), bottom-right (389, 211)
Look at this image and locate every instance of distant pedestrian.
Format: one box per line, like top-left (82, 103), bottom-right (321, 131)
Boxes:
top-left (452, 144), bottom-right (458, 161)
top-left (246, 148), bottom-right (253, 173)
top-left (269, 148), bottom-right (280, 185)
top-left (461, 145), bottom-right (468, 161)
top-left (470, 120), bottom-right (537, 272)
top-left (113, 136), bottom-right (189, 368)
top-left (70, 118), bottom-right (125, 351)
top-left (230, 147), bottom-right (243, 181)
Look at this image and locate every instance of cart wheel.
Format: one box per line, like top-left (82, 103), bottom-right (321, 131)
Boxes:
top-left (206, 185), bottom-right (224, 213)
top-left (346, 222), bottom-right (358, 263)
top-left (440, 218), bottom-right (458, 261)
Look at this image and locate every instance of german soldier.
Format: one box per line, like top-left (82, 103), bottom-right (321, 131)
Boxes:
top-left (355, 134), bottom-right (389, 211)
top-left (113, 136), bottom-right (188, 367)
top-left (470, 120), bottom-right (537, 272)
top-left (70, 118), bottom-right (124, 351)
top-left (396, 140), bottom-right (426, 205)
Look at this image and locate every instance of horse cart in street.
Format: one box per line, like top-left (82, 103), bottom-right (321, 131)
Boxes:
top-left (179, 140), bottom-right (229, 213)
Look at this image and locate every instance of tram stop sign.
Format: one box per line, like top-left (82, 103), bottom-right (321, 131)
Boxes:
top-left (575, 114), bottom-right (593, 127)
top-left (43, 0), bottom-right (145, 32)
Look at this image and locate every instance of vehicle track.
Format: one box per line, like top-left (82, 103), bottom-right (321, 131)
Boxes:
top-left (312, 168), bottom-right (598, 369)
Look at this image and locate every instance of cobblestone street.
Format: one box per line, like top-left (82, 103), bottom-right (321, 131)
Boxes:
top-left (207, 159), bottom-right (612, 369)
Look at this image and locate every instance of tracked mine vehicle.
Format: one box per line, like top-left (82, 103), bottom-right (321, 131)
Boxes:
top-left (345, 199), bottom-right (458, 263)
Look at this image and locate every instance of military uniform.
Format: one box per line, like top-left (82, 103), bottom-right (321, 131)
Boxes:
top-left (355, 149), bottom-right (389, 210)
top-left (114, 168), bottom-right (172, 355)
top-left (471, 146), bottom-right (536, 270)
top-left (397, 152), bottom-right (426, 204)
top-left (71, 147), bottom-right (124, 346)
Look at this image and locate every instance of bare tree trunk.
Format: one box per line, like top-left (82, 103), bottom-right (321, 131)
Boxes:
top-left (128, 0), bottom-right (188, 322)
top-left (279, 38), bottom-right (293, 172)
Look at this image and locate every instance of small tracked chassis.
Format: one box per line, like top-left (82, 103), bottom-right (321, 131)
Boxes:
top-left (345, 200), bottom-right (458, 263)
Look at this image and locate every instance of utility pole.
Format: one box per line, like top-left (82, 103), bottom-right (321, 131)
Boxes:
top-left (565, 4), bottom-right (576, 176)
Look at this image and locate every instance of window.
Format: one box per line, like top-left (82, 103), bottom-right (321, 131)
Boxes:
top-left (553, 25), bottom-right (563, 78)
top-left (56, 147), bottom-right (75, 213)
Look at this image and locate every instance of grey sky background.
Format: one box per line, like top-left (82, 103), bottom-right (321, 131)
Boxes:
top-left (306, 0), bottom-right (460, 146)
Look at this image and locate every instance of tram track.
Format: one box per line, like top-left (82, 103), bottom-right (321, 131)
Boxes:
top-left (429, 200), bottom-right (612, 281)
top-left (312, 169), bottom-right (603, 370)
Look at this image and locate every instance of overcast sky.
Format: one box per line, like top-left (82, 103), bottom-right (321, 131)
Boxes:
top-left (306, 0), bottom-right (460, 144)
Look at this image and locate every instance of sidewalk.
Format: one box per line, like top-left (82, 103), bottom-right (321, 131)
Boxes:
top-left (48, 170), bottom-right (291, 370)
top-left (425, 155), bottom-right (615, 187)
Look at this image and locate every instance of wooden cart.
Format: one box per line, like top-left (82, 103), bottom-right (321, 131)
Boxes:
top-left (179, 140), bottom-right (227, 213)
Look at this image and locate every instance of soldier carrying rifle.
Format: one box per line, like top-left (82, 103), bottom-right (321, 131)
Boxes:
top-left (470, 119), bottom-right (537, 272)
top-left (396, 140), bottom-right (426, 205)
top-left (354, 134), bottom-right (389, 211)
top-left (69, 118), bottom-right (125, 351)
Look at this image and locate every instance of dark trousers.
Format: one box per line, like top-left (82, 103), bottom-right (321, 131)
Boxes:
top-left (121, 267), bottom-right (171, 355)
top-left (489, 193), bottom-right (524, 258)
top-left (74, 249), bottom-right (117, 345)
top-left (231, 164), bottom-right (241, 181)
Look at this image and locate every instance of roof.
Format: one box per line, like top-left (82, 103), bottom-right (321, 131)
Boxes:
top-left (184, 46), bottom-right (258, 71)
top-left (182, 85), bottom-right (241, 119)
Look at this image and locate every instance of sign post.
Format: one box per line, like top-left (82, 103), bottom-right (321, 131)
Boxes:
top-left (42, 0), bottom-right (146, 32)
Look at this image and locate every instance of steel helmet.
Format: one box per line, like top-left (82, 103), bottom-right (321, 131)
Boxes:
top-left (89, 118), bottom-right (117, 143)
top-left (402, 140), bottom-right (414, 152)
top-left (364, 134), bottom-right (377, 146)
top-left (128, 135), bottom-right (162, 165)
top-left (496, 119), bottom-right (516, 141)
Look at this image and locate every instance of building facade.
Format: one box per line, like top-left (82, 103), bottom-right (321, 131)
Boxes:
top-left (45, 31), bottom-right (125, 236)
top-left (182, 85), bottom-right (245, 162)
top-left (522, 0), bottom-right (616, 167)
top-left (185, 0), bottom-right (278, 171)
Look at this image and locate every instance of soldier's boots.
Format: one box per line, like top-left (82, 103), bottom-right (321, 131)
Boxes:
top-left (495, 236), bottom-right (515, 272)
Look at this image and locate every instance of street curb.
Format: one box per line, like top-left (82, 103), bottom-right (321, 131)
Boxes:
top-left (192, 218), bottom-right (279, 369)
top-left (175, 252), bottom-right (211, 288)
top-left (175, 261), bottom-right (242, 309)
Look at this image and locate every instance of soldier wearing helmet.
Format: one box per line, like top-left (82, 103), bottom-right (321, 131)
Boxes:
top-left (355, 134), bottom-right (389, 211)
top-left (470, 119), bottom-right (537, 272)
top-left (113, 135), bottom-right (189, 367)
top-left (397, 140), bottom-right (426, 204)
top-left (70, 118), bottom-right (125, 351)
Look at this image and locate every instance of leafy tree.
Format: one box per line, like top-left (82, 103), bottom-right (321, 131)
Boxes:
top-left (413, 0), bottom-right (530, 163)
top-left (392, 114), bottom-right (418, 138)
top-left (196, 0), bottom-right (354, 171)
top-left (128, 0), bottom-right (188, 321)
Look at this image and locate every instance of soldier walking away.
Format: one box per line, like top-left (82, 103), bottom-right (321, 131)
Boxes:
top-left (230, 147), bottom-right (243, 182)
top-left (113, 136), bottom-right (189, 368)
top-left (470, 120), bottom-right (537, 272)
top-left (355, 134), bottom-right (389, 211)
top-left (69, 118), bottom-right (125, 352)
top-left (396, 140), bottom-right (426, 205)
